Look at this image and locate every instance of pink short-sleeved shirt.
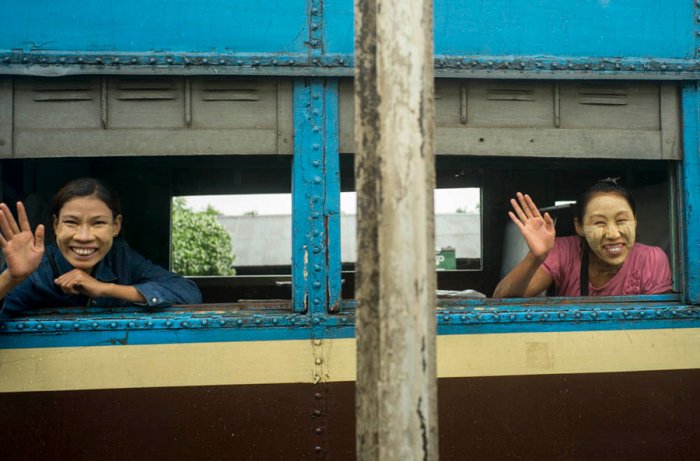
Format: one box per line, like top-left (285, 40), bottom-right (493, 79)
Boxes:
top-left (541, 236), bottom-right (672, 296)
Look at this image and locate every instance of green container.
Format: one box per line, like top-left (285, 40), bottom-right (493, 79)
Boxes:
top-left (435, 247), bottom-right (456, 271)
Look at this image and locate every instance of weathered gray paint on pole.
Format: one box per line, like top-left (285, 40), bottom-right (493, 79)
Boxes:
top-left (354, 0), bottom-right (437, 458)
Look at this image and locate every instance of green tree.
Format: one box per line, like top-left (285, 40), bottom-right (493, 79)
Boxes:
top-left (171, 198), bottom-right (236, 276)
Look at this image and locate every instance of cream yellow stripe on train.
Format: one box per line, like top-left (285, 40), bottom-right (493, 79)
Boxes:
top-left (2, 328), bottom-right (700, 393)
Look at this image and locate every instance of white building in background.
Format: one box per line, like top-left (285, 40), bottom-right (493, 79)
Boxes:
top-left (217, 213), bottom-right (481, 267)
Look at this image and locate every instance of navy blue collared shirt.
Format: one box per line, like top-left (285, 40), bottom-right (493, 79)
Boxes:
top-left (1, 241), bottom-right (202, 316)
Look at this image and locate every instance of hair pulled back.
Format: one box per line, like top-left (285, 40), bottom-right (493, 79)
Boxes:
top-left (575, 178), bottom-right (636, 223)
top-left (51, 178), bottom-right (122, 219)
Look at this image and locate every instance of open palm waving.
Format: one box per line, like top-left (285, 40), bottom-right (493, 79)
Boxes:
top-left (0, 202), bottom-right (45, 282)
top-left (508, 192), bottom-right (555, 261)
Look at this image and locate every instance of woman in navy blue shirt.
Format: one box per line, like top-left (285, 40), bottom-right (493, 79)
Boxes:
top-left (0, 178), bottom-right (202, 315)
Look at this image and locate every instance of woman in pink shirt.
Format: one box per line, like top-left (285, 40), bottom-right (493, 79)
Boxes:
top-left (493, 179), bottom-right (672, 298)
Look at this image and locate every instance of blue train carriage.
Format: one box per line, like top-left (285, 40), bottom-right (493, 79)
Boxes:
top-left (1, 1), bottom-right (699, 459)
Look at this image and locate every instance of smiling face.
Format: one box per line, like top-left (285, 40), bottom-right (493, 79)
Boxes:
top-left (53, 196), bottom-right (122, 272)
top-left (575, 193), bottom-right (637, 267)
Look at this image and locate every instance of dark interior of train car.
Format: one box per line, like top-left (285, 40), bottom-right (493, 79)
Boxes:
top-left (0, 154), bottom-right (675, 305)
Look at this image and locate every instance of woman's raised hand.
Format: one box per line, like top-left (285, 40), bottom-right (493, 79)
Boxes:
top-left (0, 202), bottom-right (45, 282)
top-left (508, 192), bottom-right (555, 261)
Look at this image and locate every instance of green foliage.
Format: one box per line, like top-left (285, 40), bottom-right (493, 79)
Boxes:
top-left (171, 198), bottom-right (236, 276)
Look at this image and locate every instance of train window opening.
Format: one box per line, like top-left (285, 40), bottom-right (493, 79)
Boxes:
top-left (170, 193), bottom-right (293, 277)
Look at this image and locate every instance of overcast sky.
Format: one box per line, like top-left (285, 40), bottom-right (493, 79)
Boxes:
top-left (182, 188), bottom-right (480, 216)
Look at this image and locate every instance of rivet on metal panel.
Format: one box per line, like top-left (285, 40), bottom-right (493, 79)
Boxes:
top-left (150, 57), bottom-right (157, 64)
top-left (95, 57), bottom-right (103, 64)
top-left (166, 57), bottom-right (173, 64)
top-left (202, 319), bottom-right (209, 326)
top-left (271, 60), bottom-right (278, 66)
top-left (255, 318), bottom-right (262, 325)
top-left (59, 57), bottom-right (66, 64)
top-left (541, 313), bottom-right (549, 320)
top-left (313, 409), bottom-right (322, 417)
top-left (337, 58), bottom-right (345, 66)
top-left (41, 58), bottom-right (48, 64)
top-left (36, 323), bottom-right (44, 330)
top-left (639, 311), bottom-right (646, 317)
top-left (311, 23), bottom-right (319, 30)
top-left (313, 316), bottom-right (321, 323)
top-left (146, 321), bottom-right (154, 327)
top-left (184, 58), bottom-right (191, 65)
top-left (272, 318), bottom-right (278, 324)
top-left (509, 314), bottom-right (516, 321)
top-left (165, 320), bottom-right (173, 327)
top-left (291, 317), bottom-right (297, 324)
top-left (22, 57), bottom-right (29, 63)
top-left (16, 323), bottom-right (24, 330)
top-left (314, 264), bottom-right (322, 272)
top-left (315, 358), bottom-right (323, 365)
top-left (55, 323), bottom-right (62, 330)
top-left (314, 339), bottom-right (322, 346)
top-left (315, 427), bottom-right (323, 434)
top-left (237, 60), bottom-right (244, 66)
top-left (459, 314), bottom-right (467, 321)
top-left (590, 312), bottom-right (598, 319)
top-left (525, 313), bottom-right (533, 320)
top-left (253, 60), bottom-right (261, 66)
top-left (476, 314), bottom-right (483, 321)
top-left (202, 58), bottom-right (208, 64)
top-left (574, 312), bottom-right (582, 319)
top-left (312, 58), bottom-right (321, 65)
top-left (73, 323), bottom-right (80, 330)
top-left (313, 281), bottom-right (322, 289)
top-left (311, 7), bottom-right (319, 15)
top-left (237, 319), bottom-right (244, 326)
top-left (219, 319), bottom-right (226, 326)
top-left (91, 322), bottom-right (99, 329)
top-left (313, 298), bottom-right (322, 305)
top-left (113, 57), bottom-right (120, 64)
top-left (289, 60), bottom-right (296, 66)
top-left (486, 61), bottom-right (493, 68)
top-left (314, 446), bottom-right (323, 454)
top-left (312, 125), bottom-right (321, 132)
top-left (313, 176), bottom-right (322, 184)
top-left (442, 315), bottom-right (449, 322)
top-left (2, 56), bottom-right (9, 63)
top-left (314, 392), bottom-right (323, 399)
top-left (128, 322), bottom-right (136, 328)
top-left (312, 143), bottom-right (321, 150)
top-left (558, 312), bottom-right (566, 319)
top-left (130, 58), bottom-right (138, 64)
top-left (110, 322), bottom-right (117, 328)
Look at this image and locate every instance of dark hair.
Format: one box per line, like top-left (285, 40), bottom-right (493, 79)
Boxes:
top-left (575, 177), bottom-right (636, 223)
top-left (51, 178), bottom-right (122, 219)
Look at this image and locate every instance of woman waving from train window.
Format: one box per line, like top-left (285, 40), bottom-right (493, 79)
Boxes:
top-left (0, 178), bottom-right (202, 316)
top-left (493, 179), bottom-right (672, 298)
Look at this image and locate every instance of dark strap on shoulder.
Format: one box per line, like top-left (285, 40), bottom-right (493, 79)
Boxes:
top-left (580, 239), bottom-right (589, 296)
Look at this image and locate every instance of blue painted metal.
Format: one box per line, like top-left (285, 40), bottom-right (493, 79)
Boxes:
top-left (1, 301), bottom-right (700, 349)
top-left (1, 1), bottom-right (698, 79)
top-left (2, 1), bottom-right (308, 54)
top-left (682, 83), bottom-right (700, 305)
top-left (292, 78), bottom-right (341, 313)
top-left (326, 0), bottom-right (695, 59)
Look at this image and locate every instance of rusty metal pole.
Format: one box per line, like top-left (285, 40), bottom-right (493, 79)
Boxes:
top-left (354, 0), bottom-right (437, 458)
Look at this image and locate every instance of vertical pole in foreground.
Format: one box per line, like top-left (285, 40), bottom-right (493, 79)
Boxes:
top-left (354, 0), bottom-right (437, 458)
